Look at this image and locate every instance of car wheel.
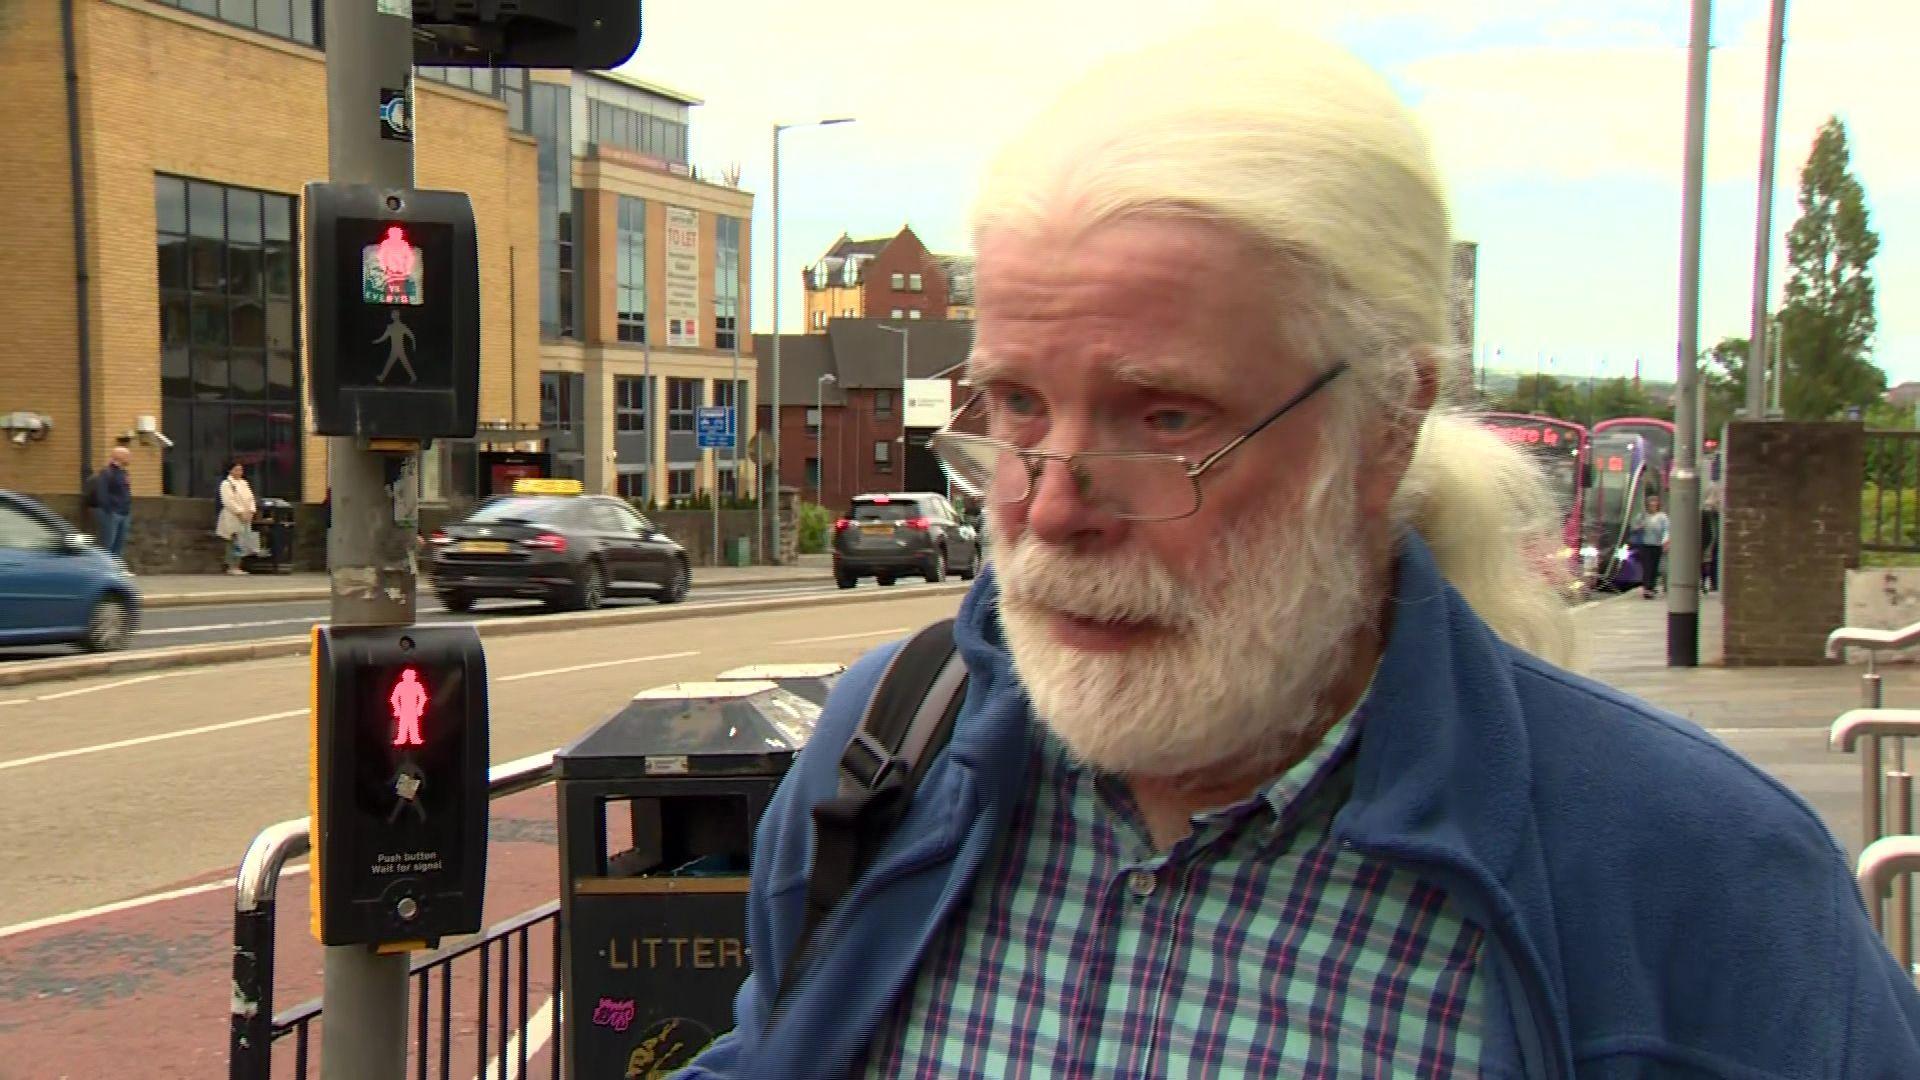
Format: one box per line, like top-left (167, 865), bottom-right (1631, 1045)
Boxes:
top-left (562, 560), bottom-right (606, 612)
top-left (924, 548), bottom-right (947, 584)
top-left (84, 595), bottom-right (132, 652)
top-left (877, 573), bottom-right (896, 587)
top-left (658, 557), bottom-right (691, 604)
top-left (437, 591), bottom-right (474, 614)
top-left (836, 568), bottom-right (858, 589)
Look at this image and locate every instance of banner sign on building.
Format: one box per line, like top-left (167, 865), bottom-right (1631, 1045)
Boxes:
top-left (665, 206), bottom-right (701, 348)
top-left (904, 378), bottom-right (953, 429)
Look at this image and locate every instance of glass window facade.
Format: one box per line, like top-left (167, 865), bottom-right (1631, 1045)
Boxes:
top-left (588, 99), bottom-right (689, 164)
top-left (157, 175), bottom-right (300, 501)
top-left (539, 371), bottom-right (586, 480)
top-left (530, 83), bottom-right (575, 339)
top-left (667, 377), bottom-right (698, 433)
top-left (714, 215), bottom-right (742, 351)
top-left (617, 196), bottom-right (647, 343)
top-left (156, 0), bottom-right (318, 47)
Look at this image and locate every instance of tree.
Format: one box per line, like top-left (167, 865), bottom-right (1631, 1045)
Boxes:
top-left (1700, 337), bottom-right (1751, 438)
top-left (1778, 117), bottom-right (1884, 419)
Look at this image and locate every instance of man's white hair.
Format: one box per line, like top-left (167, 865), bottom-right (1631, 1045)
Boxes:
top-left (970, 24), bottom-right (1579, 667)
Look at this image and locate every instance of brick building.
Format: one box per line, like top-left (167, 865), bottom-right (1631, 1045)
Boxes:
top-left (0, 2), bottom-right (756, 525)
top-left (755, 320), bottom-right (974, 512)
top-left (530, 71), bottom-right (759, 509)
top-left (0, 0), bottom-right (541, 507)
top-left (801, 227), bottom-right (973, 331)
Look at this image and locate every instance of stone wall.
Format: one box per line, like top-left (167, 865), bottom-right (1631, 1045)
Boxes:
top-left (1721, 421), bottom-right (1863, 665)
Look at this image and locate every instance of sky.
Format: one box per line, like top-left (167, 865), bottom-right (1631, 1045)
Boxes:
top-left (618, 0), bottom-right (1918, 384)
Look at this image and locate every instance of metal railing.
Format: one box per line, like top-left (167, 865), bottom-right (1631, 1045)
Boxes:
top-left (230, 751), bottom-right (559, 1080)
top-left (1864, 430), bottom-right (1920, 553)
top-left (272, 900), bottom-right (561, 1080)
top-left (1828, 619), bottom-right (1920, 979)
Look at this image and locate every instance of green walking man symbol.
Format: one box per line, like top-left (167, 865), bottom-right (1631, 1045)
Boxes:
top-left (374, 309), bottom-right (417, 385)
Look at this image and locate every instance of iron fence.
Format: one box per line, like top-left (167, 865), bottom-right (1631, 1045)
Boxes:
top-left (271, 901), bottom-right (561, 1080)
top-left (1863, 429), bottom-right (1920, 553)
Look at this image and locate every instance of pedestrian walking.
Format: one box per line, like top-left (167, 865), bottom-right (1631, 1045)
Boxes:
top-left (215, 461), bottom-right (260, 576)
top-left (1701, 480), bottom-right (1722, 593)
top-left (1630, 493), bottom-right (1670, 598)
top-left (81, 445), bottom-right (134, 565)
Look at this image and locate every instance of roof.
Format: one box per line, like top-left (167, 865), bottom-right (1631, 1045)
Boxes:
top-left (753, 319), bottom-right (977, 406)
top-left (588, 69), bottom-right (704, 107)
top-left (827, 233), bottom-right (896, 259)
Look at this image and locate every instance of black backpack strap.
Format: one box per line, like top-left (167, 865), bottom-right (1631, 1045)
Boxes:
top-left (778, 618), bottom-right (968, 1002)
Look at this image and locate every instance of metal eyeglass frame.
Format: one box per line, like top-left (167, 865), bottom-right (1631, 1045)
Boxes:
top-left (930, 361), bottom-right (1349, 522)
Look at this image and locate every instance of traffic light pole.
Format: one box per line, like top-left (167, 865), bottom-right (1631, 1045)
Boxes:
top-left (1668, 0), bottom-right (1710, 668)
top-left (321, 0), bottom-right (417, 1073)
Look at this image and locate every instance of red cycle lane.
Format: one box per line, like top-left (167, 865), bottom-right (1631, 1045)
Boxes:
top-left (0, 787), bottom-right (571, 1080)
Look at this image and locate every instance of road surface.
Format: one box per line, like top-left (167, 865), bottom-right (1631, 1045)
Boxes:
top-left (0, 577), bottom-right (886, 662)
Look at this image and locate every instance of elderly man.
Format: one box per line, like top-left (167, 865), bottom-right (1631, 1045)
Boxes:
top-left (82, 444), bottom-right (134, 562)
top-left (680, 29), bottom-right (1920, 1079)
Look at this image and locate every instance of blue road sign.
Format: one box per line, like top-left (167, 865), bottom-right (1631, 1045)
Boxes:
top-left (697, 406), bottom-right (735, 449)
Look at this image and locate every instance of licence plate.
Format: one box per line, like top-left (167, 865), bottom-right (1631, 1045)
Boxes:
top-left (859, 524), bottom-right (894, 537)
top-left (461, 541), bottom-right (511, 554)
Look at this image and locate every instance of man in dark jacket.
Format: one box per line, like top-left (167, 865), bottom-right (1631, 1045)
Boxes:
top-left (679, 26), bottom-right (1920, 1080)
top-left (82, 445), bottom-right (133, 562)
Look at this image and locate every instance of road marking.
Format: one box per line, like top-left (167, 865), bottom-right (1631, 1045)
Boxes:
top-left (0, 863), bottom-right (310, 941)
top-left (497, 651), bottom-right (700, 683)
top-left (473, 996), bottom-right (556, 1080)
top-left (33, 669), bottom-right (202, 701)
top-left (0, 709), bottom-right (308, 773)
top-left (0, 698), bottom-right (28, 709)
top-left (775, 627), bottom-right (909, 646)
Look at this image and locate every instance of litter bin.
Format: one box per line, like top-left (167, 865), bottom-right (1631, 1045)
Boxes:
top-left (715, 662), bottom-right (844, 709)
top-left (555, 680), bottom-right (821, 1078)
top-left (250, 498), bottom-right (297, 573)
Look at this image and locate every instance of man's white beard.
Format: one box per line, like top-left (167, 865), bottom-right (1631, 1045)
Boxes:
top-left (994, 455), bottom-right (1374, 781)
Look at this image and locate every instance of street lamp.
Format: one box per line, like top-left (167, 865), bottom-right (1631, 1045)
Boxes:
top-left (878, 323), bottom-right (909, 493)
top-left (770, 116), bottom-right (855, 563)
top-left (815, 372), bottom-right (836, 504)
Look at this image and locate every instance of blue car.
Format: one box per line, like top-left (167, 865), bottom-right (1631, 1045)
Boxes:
top-left (0, 490), bottom-right (141, 651)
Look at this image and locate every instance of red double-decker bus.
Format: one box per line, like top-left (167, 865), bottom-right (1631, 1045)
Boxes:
top-left (1470, 412), bottom-right (1590, 596)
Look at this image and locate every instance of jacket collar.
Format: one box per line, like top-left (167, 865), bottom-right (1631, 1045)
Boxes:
top-left (948, 533), bottom-right (1561, 968)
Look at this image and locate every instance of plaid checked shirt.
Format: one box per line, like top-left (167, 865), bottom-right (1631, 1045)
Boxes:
top-left (856, 708), bottom-right (1489, 1077)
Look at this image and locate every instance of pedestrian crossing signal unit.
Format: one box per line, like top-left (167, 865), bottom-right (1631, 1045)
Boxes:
top-left (411, 0), bottom-right (644, 71)
top-left (304, 183), bottom-right (479, 442)
top-left (311, 623), bottom-right (490, 948)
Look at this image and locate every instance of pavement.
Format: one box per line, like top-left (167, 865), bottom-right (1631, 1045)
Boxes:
top-left (1, 583), bottom-right (1914, 1077)
top-left (133, 552), bottom-right (839, 608)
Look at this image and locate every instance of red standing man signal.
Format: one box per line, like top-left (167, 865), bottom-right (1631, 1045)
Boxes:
top-left (391, 667), bottom-right (427, 747)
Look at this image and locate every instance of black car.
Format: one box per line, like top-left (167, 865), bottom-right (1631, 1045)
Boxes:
top-left (832, 492), bottom-right (980, 588)
top-left (427, 486), bottom-right (691, 612)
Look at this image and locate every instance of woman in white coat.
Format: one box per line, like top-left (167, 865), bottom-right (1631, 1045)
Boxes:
top-left (215, 461), bottom-right (260, 576)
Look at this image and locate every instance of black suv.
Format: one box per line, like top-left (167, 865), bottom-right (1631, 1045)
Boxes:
top-left (832, 492), bottom-right (980, 588)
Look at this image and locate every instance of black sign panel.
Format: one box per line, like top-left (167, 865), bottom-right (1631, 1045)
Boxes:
top-left (305, 184), bottom-right (479, 441)
top-left (312, 624), bottom-right (490, 947)
top-left (411, 0), bottom-right (644, 70)
top-left (565, 888), bottom-right (745, 1077)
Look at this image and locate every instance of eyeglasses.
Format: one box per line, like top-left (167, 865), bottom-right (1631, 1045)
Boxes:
top-left (929, 362), bottom-right (1347, 523)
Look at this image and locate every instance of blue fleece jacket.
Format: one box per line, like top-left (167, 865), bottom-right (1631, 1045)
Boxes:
top-left (680, 536), bottom-right (1920, 1078)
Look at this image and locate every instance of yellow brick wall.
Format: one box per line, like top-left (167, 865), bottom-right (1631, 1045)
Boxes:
top-left (6, 0), bottom-right (539, 502)
top-left (805, 283), bottom-right (864, 333)
top-left (0, 0), bottom-right (90, 495)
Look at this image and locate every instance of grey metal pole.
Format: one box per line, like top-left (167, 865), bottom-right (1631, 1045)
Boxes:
top-left (770, 124), bottom-right (783, 564)
top-left (900, 328), bottom-right (909, 493)
top-left (731, 247), bottom-right (741, 560)
top-left (320, 0), bottom-right (415, 1073)
top-left (1668, 0), bottom-right (1710, 668)
top-left (1746, 0), bottom-right (1789, 421)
